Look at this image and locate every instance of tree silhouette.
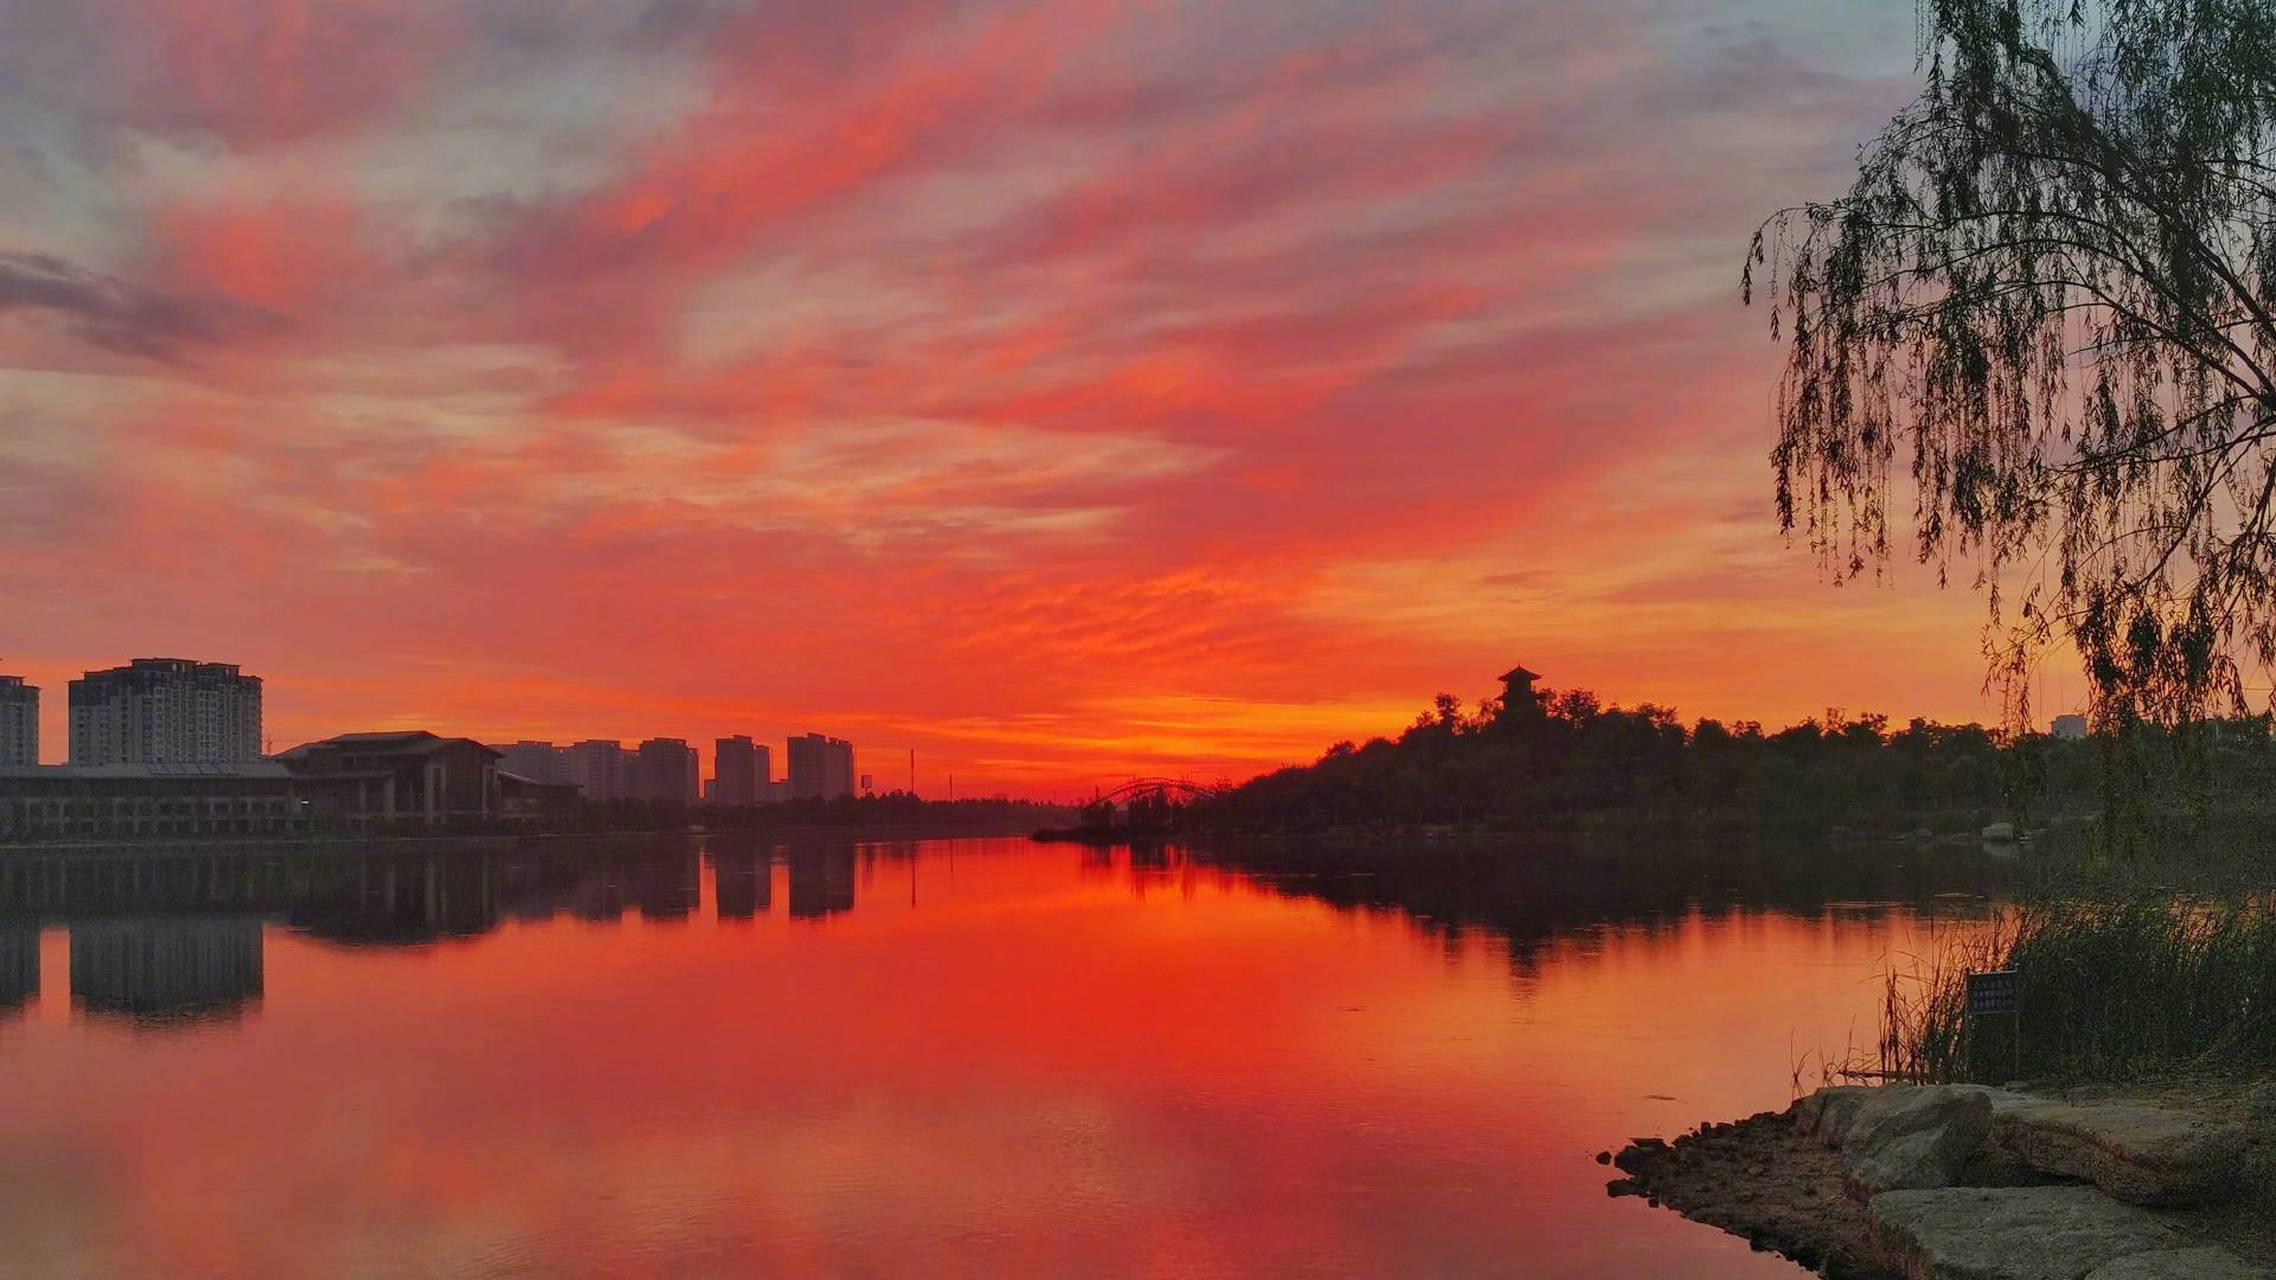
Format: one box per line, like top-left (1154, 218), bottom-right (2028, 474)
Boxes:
top-left (1752, 0), bottom-right (2276, 728)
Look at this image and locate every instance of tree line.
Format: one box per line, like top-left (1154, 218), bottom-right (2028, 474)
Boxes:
top-left (1191, 683), bottom-right (2276, 843)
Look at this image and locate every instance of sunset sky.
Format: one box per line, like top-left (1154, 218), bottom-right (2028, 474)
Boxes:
top-left (0, 0), bottom-right (2076, 793)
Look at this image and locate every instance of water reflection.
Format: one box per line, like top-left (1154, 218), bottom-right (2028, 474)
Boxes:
top-left (0, 836), bottom-right (936, 1023)
top-left (0, 835), bottom-right (2010, 1279)
top-left (0, 835), bottom-right (2007, 1028)
top-left (713, 846), bottom-right (768, 920)
top-left (69, 918), bottom-right (263, 1023)
top-left (1191, 836), bottom-right (2010, 973)
top-left (786, 847), bottom-right (856, 918)
top-left (0, 926), bottom-right (35, 1015)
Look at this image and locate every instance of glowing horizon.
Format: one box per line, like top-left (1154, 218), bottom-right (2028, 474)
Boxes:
top-left (0, 2), bottom-right (2078, 797)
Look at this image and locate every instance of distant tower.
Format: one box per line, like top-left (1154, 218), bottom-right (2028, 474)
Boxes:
top-left (1499, 665), bottom-right (1544, 720)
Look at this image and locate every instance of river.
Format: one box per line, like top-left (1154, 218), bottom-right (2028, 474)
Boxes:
top-left (0, 835), bottom-right (2003, 1278)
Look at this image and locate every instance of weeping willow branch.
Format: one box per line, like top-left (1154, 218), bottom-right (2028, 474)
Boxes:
top-left (1753, 0), bottom-right (2276, 731)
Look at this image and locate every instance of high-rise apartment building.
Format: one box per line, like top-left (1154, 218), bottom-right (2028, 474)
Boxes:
top-left (710, 735), bottom-right (771, 806)
top-left (0, 676), bottom-right (36, 766)
top-left (566, 740), bottom-right (631, 801)
top-left (633, 738), bottom-right (700, 805)
top-left (788, 733), bottom-right (854, 800)
top-left (496, 740), bottom-right (570, 784)
top-left (68, 659), bottom-right (262, 764)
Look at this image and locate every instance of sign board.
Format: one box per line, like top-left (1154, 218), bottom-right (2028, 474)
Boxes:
top-left (1966, 969), bottom-right (2020, 1016)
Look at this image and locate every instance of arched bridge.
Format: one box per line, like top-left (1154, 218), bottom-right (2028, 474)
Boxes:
top-left (1093, 778), bottom-right (1228, 806)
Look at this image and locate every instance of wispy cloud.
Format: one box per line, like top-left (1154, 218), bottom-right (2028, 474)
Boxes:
top-left (0, 252), bottom-right (281, 360)
top-left (0, 0), bottom-right (2001, 787)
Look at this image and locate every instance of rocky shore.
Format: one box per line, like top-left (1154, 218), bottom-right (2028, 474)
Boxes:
top-left (1606, 1081), bottom-right (2276, 1278)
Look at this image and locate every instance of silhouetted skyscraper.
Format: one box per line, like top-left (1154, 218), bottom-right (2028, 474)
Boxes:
top-left (567, 740), bottom-right (631, 801)
top-left (68, 658), bottom-right (261, 764)
top-left (634, 738), bottom-right (700, 804)
top-left (0, 676), bottom-right (35, 766)
top-left (788, 733), bottom-right (854, 800)
top-left (712, 735), bottom-right (769, 806)
top-left (497, 740), bottom-right (570, 784)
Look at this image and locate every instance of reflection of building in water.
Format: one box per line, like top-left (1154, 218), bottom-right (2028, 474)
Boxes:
top-left (291, 854), bottom-right (502, 944)
top-left (70, 917), bottom-right (263, 1021)
top-left (565, 865), bottom-right (627, 922)
top-left (712, 847), bottom-right (771, 920)
top-left (786, 849), bottom-right (856, 919)
top-left (0, 928), bottom-right (36, 1014)
top-left (0, 842), bottom-right (807, 951)
top-left (630, 850), bottom-right (700, 920)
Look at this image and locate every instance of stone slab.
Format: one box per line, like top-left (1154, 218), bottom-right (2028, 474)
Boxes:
top-left (1991, 1103), bottom-right (2246, 1206)
top-left (2084, 1247), bottom-right (2271, 1279)
top-left (1868, 1185), bottom-right (2183, 1280)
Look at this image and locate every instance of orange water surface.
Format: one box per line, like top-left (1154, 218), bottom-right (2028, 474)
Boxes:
top-left (0, 837), bottom-right (1998, 1278)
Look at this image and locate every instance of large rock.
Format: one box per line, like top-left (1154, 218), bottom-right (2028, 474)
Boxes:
top-left (1990, 1102), bottom-right (2247, 1206)
top-left (1868, 1185), bottom-right (2185, 1280)
top-left (2084, 1248), bottom-right (2272, 1279)
top-left (1837, 1086), bottom-right (1997, 1193)
top-left (1851, 1125), bottom-right (1990, 1195)
top-left (1840, 1085), bottom-right (1993, 1149)
top-left (1794, 1084), bottom-right (1879, 1145)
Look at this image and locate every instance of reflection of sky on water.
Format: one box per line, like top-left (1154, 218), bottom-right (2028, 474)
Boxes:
top-left (0, 837), bottom-right (1998, 1278)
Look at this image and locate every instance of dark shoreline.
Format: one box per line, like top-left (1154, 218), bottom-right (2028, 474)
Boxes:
top-left (1610, 1107), bottom-right (1899, 1279)
top-left (1612, 1084), bottom-right (2276, 1278)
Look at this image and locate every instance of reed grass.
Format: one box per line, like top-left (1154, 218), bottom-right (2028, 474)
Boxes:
top-left (1874, 892), bottom-right (2276, 1084)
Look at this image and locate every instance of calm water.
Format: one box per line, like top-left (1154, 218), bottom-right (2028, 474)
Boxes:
top-left (0, 836), bottom-right (2002, 1279)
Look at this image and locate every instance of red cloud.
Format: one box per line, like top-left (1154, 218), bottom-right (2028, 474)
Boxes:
top-left (100, 0), bottom-right (458, 144)
top-left (3, 0), bottom-right (1980, 785)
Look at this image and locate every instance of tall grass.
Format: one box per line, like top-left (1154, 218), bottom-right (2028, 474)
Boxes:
top-left (1871, 916), bottom-right (2011, 1084)
top-left (1877, 893), bottom-right (2276, 1084)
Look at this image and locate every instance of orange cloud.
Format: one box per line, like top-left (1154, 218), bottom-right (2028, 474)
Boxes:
top-left (0, 0), bottom-right (2000, 788)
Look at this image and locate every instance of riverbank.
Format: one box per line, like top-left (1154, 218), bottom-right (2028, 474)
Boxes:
top-left (1610, 1081), bottom-right (2276, 1278)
